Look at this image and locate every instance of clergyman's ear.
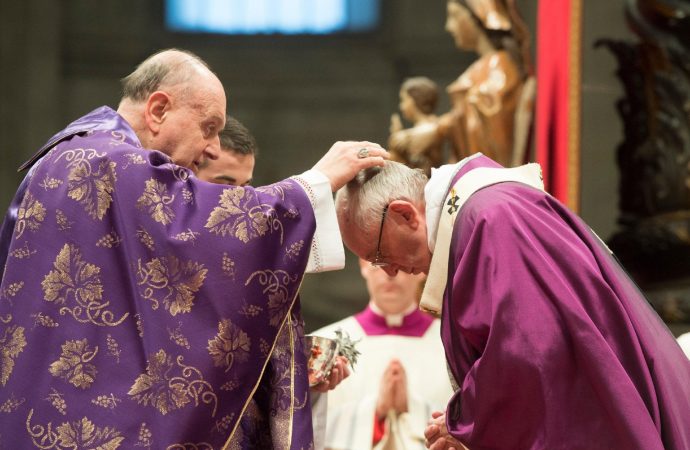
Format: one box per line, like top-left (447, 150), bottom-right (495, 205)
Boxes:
top-left (144, 91), bottom-right (171, 133)
top-left (388, 200), bottom-right (421, 230)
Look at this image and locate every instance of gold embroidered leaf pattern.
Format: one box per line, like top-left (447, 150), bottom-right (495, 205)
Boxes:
top-left (55, 416), bottom-right (124, 449)
top-left (207, 319), bottom-right (251, 372)
top-left (43, 244), bottom-right (103, 305)
top-left (213, 414), bottom-right (235, 433)
top-left (256, 182), bottom-right (293, 200)
top-left (246, 270), bottom-right (298, 327)
top-left (137, 178), bottom-right (175, 225)
top-left (205, 188), bottom-right (270, 242)
top-left (41, 244), bottom-right (127, 327)
top-left (1, 325), bottom-right (26, 386)
top-left (15, 192), bottom-right (46, 239)
top-left (49, 339), bottom-right (99, 389)
top-left (182, 188), bottom-right (194, 205)
top-left (128, 350), bottom-right (218, 417)
top-left (96, 231), bottom-right (122, 248)
top-left (137, 255), bottom-right (207, 316)
top-left (67, 159), bottom-right (117, 220)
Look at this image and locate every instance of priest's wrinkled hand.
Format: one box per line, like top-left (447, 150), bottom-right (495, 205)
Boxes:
top-left (424, 411), bottom-right (465, 450)
top-left (313, 141), bottom-right (389, 192)
top-left (311, 355), bottom-right (350, 393)
top-left (376, 359), bottom-right (408, 419)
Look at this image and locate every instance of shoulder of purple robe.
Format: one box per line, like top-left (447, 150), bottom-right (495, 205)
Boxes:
top-left (442, 182), bottom-right (690, 450)
top-left (0, 125), bottom-right (317, 448)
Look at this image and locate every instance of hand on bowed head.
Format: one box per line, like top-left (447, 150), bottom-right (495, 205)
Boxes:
top-left (313, 141), bottom-right (389, 192)
top-left (376, 359), bottom-right (408, 419)
top-left (424, 411), bottom-right (466, 450)
top-left (311, 356), bottom-right (350, 393)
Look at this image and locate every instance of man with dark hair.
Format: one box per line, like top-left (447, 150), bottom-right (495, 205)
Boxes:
top-left (0, 48), bottom-right (387, 448)
top-left (197, 116), bottom-right (257, 187)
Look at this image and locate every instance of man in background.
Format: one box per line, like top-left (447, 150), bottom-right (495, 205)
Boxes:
top-left (313, 258), bottom-right (453, 449)
top-left (196, 115), bottom-right (256, 187)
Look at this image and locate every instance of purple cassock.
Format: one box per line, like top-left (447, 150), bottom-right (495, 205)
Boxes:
top-left (0, 106), bottom-right (317, 449)
top-left (441, 156), bottom-right (690, 449)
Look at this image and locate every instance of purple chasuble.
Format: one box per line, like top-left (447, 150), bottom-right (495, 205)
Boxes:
top-left (440, 155), bottom-right (690, 449)
top-left (0, 107), bottom-right (316, 449)
top-left (355, 305), bottom-right (434, 337)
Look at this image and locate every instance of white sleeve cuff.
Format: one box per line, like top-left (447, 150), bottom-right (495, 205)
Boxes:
top-left (291, 169), bottom-right (345, 273)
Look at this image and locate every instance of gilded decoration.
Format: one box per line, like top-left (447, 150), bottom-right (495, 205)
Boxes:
top-left (166, 443), bottom-right (213, 450)
top-left (96, 231), bottom-right (122, 248)
top-left (49, 339), bottom-right (99, 389)
top-left (39, 176), bottom-right (63, 190)
top-left (91, 394), bottom-right (121, 409)
top-left (221, 253), bottom-right (235, 280)
top-left (106, 334), bottom-right (121, 363)
top-left (246, 270), bottom-right (298, 327)
top-left (15, 192), bottom-right (46, 239)
top-left (285, 240), bottom-right (305, 262)
top-left (1, 281), bottom-right (24, 300)
top-left (45, 389), bottom-right (67, 415)
top-left (41, 243), bottom-right (129, 327)
top-left (256, 182), bottom-right (293, 200)
top-left (31, 313), bottom-right (59, 329)
top-left (207, 319), bottom-right (251, 373)
top-left (137, 178), bottom-right (176, 225)
top-left (0, 393), bottom-right (25, 413)
top-left (213, 414), bottom-right (235, 434)
top-left (56, 148), bottom-right (117, 221)
top-left (25, 409), bottom-right (124, 450)
top-left (1, 324), bottom-right (27, 386)
top-left (136, 423), bottom-right (153, 448)
top-left (205, 187), bottom-right (284, 244)
top-left (136, 227), bottom-right (155, 251)
top-left (173, 229), bottom-right (200, 243)
top-left (10, 243), bottom-right (37, 259)
top-left (122, 153), bottom-right (147, 169)
top-left (55, 210), bottom-right (74, 231)
top-left (168, 323), bottom-right (191, 349)
top-left (182, 188), bottom-right (194, 205)
top-left (128, 349), bottom-right (218, 417)
top-left (136, 255), bottom-right (208, 316)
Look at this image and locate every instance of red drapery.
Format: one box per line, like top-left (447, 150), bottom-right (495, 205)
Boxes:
top-left (535, 0), bottom-right (582, 211)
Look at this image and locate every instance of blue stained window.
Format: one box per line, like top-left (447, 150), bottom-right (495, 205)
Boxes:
top-left (166, 0), bottom-right (380, 35)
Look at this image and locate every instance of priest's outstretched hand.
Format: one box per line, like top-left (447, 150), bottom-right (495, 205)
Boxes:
top-left (313, 141), bottom-right (389, 191)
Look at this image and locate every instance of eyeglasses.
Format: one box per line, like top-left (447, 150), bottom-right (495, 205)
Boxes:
top-left (371, 204), bottom-right (389, 268)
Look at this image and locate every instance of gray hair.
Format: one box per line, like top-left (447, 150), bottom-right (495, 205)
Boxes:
top-left (336, 161), bottom-right (428, 233)
top-left (120, 48), bottom-right (212, 102)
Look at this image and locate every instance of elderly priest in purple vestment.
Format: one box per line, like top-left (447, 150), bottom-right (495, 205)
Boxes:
top-left (0, 48), bottom-right (388, 449)
top-left (335, 154), bottom-right (690, 450)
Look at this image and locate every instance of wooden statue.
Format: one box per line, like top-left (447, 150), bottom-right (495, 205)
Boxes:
top-left (439, 0), bottom-right (534, 167)
top-left (388, 76), bottom-right (445, 176)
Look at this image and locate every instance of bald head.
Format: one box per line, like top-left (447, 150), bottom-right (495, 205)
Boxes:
top-left (117, 48), bottom-right (226, 172)
top-left (120, 49), bottom-right (215, 103)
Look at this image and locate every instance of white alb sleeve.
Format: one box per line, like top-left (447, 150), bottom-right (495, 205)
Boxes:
top-left (291, 169), bottom-right (345, 273)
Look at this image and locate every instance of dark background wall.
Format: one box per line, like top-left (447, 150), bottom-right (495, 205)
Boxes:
top-left (0, 0), bottom-right (639, 331)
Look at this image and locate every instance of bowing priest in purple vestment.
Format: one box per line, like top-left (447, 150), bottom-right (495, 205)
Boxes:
top-left (335, 154), bottom-right (690, 450)
top-left (0, 48), bottom-right (388, 449)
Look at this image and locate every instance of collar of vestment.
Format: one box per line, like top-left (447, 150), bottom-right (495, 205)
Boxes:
top-left (355, 303), bottom-right (434, 336)
top-left (420, 155), bottom-right (544, 316)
